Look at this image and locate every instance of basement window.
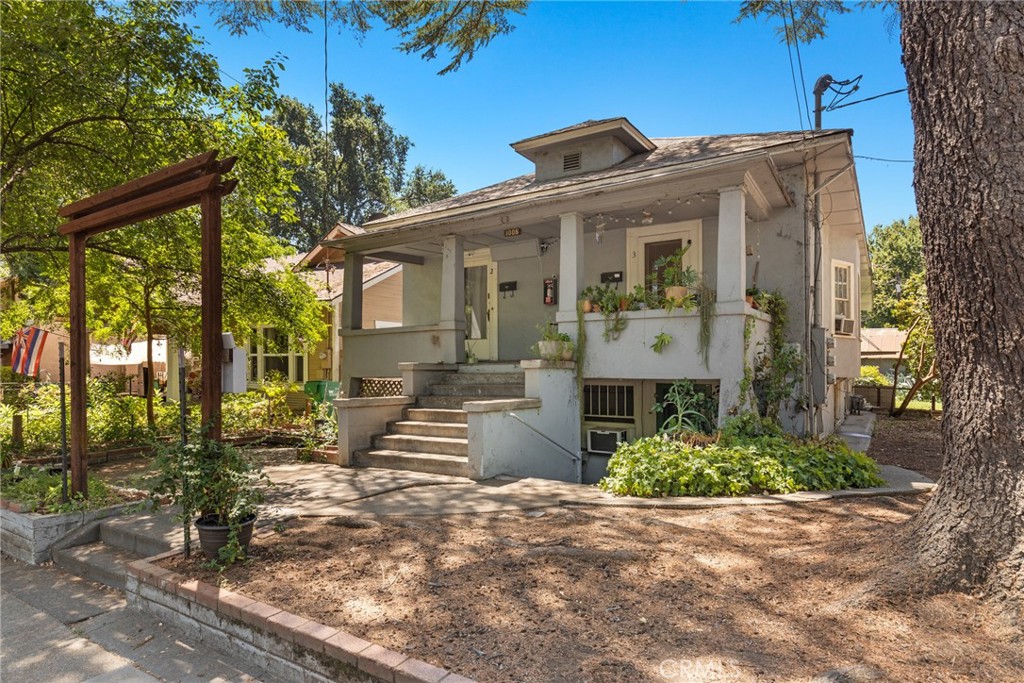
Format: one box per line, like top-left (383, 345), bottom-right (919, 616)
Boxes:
top-left (562, 151), bottom-right (582, 172)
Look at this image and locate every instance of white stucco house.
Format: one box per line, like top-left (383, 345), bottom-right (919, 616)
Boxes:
top-left (328, 118), bottom-right (870, 483)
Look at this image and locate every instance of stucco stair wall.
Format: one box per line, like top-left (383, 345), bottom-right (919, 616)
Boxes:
top-left (353, 365), bottom-right (525, 477)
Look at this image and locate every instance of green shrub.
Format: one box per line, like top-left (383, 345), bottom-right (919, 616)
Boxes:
top-left (0, 466), bottom-right (126, 513)
top-left (599, 428), bottom-right (884, 498)
top-left (856, 365), bottom-right (891, 387)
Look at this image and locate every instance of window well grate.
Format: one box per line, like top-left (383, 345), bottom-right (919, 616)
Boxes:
top-left (583, 384), bottom-right (634, 423)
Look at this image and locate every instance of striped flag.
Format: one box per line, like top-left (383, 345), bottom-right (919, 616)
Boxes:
top-left (11, 326), bottom-right (49, 378)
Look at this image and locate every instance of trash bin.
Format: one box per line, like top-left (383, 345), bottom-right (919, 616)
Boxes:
top-left (303, 380), bottom-right (340, 418)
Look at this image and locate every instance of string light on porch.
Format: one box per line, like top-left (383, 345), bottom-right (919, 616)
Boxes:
top-left (583, 191), bottom-right (718, 229)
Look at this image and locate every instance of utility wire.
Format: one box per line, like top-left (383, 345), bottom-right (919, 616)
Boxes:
top-left (855, 155), bottom-right (914, 163)
top-left (781, 7), bottom-right (807, 130)
top-left (829, 88), bottom-right (907, 111)
top-left (788, 0), bottom-right (813, 129)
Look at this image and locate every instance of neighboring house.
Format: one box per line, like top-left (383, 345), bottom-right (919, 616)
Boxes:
top-left (860, 327), bottom-right (907, 377)
top-left (192, 223), bottom-right (403, 412)
top-left (319, 118), bottom-right (873, 481)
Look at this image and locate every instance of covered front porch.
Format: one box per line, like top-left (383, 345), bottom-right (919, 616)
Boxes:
top-left (336, 171), bottom-right (778, 424)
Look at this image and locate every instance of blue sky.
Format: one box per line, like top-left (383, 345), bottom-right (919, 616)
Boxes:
top-left (195, 1), bottom-right (915, 232)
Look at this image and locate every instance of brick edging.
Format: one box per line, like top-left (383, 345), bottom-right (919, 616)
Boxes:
top-left (125, 544), bottom-right (475, 683)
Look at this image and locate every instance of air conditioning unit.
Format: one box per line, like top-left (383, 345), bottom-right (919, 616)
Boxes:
top-left (587, 429), bottom-right (628, 455)
top-left (834, 317), bottom-right (855, 336)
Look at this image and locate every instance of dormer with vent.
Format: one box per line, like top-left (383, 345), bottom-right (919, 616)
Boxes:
top-left (510, 117), bottom-right (657, 182)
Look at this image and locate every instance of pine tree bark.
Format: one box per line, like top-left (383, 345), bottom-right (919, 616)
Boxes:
top-left (899, 1), bottom-right (1024, 618)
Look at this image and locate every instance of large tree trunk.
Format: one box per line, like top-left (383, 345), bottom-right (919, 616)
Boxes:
top-left (899, 1), bottom-right (1024, 618)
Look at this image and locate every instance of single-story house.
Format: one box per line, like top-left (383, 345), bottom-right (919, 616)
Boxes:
top-left (324, 118), bottom-right (871, 482)
top-left (860, 327), bottom-right (906, 376)
top-left (166, 224), bottom-right (403, 412)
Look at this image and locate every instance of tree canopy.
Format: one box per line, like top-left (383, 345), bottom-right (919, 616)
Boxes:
top-left (268, 88), bottom-right (457, 251)
top-left (0, 0), bottom-right (325, 351)
top-left (863, 216), bottom-right (924, 328)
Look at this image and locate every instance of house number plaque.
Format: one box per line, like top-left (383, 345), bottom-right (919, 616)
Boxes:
top-left (503, 227), bottom-right (521, 237)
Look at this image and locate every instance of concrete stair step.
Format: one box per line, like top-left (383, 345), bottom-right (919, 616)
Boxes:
top-left (389, 420), bottom-right (468, 439)
top-left (404, 408), bottom-right (468, 424)
top-left (456, 362), bottom-right (521, 374)
top-left (416, 396), bottom-right (476, 410)
top-left (429, 383), bottom-right (524, 397)
top-left (354, 449), bottom-right (471, 478)
top-left (373, 433), bottom-right (468, 456)
top-left (438, 372), bottom-right (525, 386)
top-left (99, 510), bottom-right (184, 557)
top-left (52, 541), bottom-right (141, 591)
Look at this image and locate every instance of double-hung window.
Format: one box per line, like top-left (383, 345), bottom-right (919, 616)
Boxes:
top-left (248, 327), bottom-right (306, 384)
top-left (832, 261), bottom-right (855, 335)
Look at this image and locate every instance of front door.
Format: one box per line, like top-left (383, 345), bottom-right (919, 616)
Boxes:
top-left (464, 250), bottom-right (497, 360)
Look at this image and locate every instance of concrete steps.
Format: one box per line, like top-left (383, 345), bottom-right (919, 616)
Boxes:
top-left (51, 542), bottom-right (139, 591)
top-left (389, 420), bottom-right (468, 439)
top-left (405, 408), bottom-right (468, 424)
top-left (51, 510), bottom-right (184, 592)
top-left (353, 449), bottom-right (471, 478)
top-left (353, 364), bottom-right (525, 478)
top-left (373, 433), bottom-right (469, 456)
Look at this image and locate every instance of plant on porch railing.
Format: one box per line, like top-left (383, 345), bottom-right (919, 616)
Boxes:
top-left (695, 279), bottom-right (717, 368)
top-left (534, 319), bottom-right (574, 361)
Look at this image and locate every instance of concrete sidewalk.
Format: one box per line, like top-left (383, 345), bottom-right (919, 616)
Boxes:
top-left (1, 557), bottom-right (266, 682)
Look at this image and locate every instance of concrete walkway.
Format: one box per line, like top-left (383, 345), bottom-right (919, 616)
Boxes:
top-left (1, 556), bottom-right (266, 682)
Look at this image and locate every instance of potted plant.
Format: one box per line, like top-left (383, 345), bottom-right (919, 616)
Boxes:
top-left (745, 286), bottom-right (761, 310)
top-left (535, 320), bottom-right (575, 361)
top-left (579, 285), bottom-right (602, 313)
top-left (152, 437), bottom-right (269, 565)
top-left (652, 247), bottom-right (698, 305)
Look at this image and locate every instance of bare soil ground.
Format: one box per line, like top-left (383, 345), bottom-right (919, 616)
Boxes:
top-left (867, 410), bottom-right (944, 481)
top-left (162, 414), bottom-right (1023, 683)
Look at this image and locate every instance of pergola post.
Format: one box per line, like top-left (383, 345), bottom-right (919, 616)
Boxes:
top-left (68, 232), bottom-right (88, 496)
top-left (58, 151), bottom-right (235, 497)
top-left (200, 190), bottom-right (223, 440)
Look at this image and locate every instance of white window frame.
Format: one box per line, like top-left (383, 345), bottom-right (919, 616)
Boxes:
top-left (625, 220), bottom-right (703, 290)
top-left (248, 326), bottom-right (308, 385)
top-left (831, 259), bottom-right (855, 336)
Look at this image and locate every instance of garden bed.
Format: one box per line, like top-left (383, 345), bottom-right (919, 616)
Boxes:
top-left (161, 497), bottom-right (1022, 683)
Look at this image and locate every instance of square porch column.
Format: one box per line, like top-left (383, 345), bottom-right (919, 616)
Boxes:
top-left (440, 234), bottom-right (466, 363)
top-left (341, 251), bottom-right (364, 330)
top-left (717, 186), bottom-right (747, 303)
top-left (559, 213), bottom-right (584, 317)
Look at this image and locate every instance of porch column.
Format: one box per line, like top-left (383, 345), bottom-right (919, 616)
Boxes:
top-left (717, 186), bottom-right (747, 303)
top-left (440, 235), bottom-right (466, 363)
top-left (559, 213), bottom-right (584, 317)
top-left (341, 251), bottom-right (364, 330)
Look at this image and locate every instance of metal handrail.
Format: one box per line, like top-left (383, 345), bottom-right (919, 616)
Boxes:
top-left (508, 412), bottom-right (581, 462)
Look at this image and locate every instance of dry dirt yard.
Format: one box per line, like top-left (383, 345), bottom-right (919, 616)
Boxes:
top-left (867, 410), bottom-right (944, 482)
top-left (164, 411), bottom-right (1023, 683)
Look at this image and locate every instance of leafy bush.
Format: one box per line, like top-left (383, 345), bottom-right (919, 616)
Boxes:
top-left (0, 377), bottom-right (302, 455)
top-left (856, 365), bottom-right (891, 387)
top-left (599, 423), bottom-right (884, 497)
top-left (0, 466), bottom-right (127, 513)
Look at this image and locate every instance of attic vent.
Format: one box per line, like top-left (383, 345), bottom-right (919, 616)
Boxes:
top-left (562, 151), bottom-right (582, 172)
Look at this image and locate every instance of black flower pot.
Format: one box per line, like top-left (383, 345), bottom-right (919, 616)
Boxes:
top-left (194, 514), bottom-right (256, 561)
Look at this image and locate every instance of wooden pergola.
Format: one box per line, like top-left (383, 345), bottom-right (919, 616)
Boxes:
top-left (57, 151), bottom-right (236, 496)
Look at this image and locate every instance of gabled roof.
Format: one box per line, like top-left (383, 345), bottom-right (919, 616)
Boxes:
top-left (298, 223), bottom-right (365, 268)
top-left (362, 129), bottom-right (846, 230)
top-left (861, 327), bottom-right (907, 358)
top-left (510, 117), bottom-right (656, 162)
top-left (269, 254), bottom-right (400, 303)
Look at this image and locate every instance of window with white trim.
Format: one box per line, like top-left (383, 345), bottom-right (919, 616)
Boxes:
top-left (832, 260), bottom-right (855, 336)
top-left (248, 327), bottom-right (307, 384)
top-left (625, 220), bottom-right (702, 290)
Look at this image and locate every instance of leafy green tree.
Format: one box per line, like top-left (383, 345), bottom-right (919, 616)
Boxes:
top-left (398, 165), bottom-right (458, 211)
top-left (738, 0), bottom-right (1024, 620)
top-left (887, 271), bottom-right (937, 416)
top-left (194, 0), bottom-right (529, 75)
top-left (1, 1), bottom-right (325, 400)
top-left (863, 216), bottom-right (924, 328)
top-left (269, 91), bottom-right (457, 251)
